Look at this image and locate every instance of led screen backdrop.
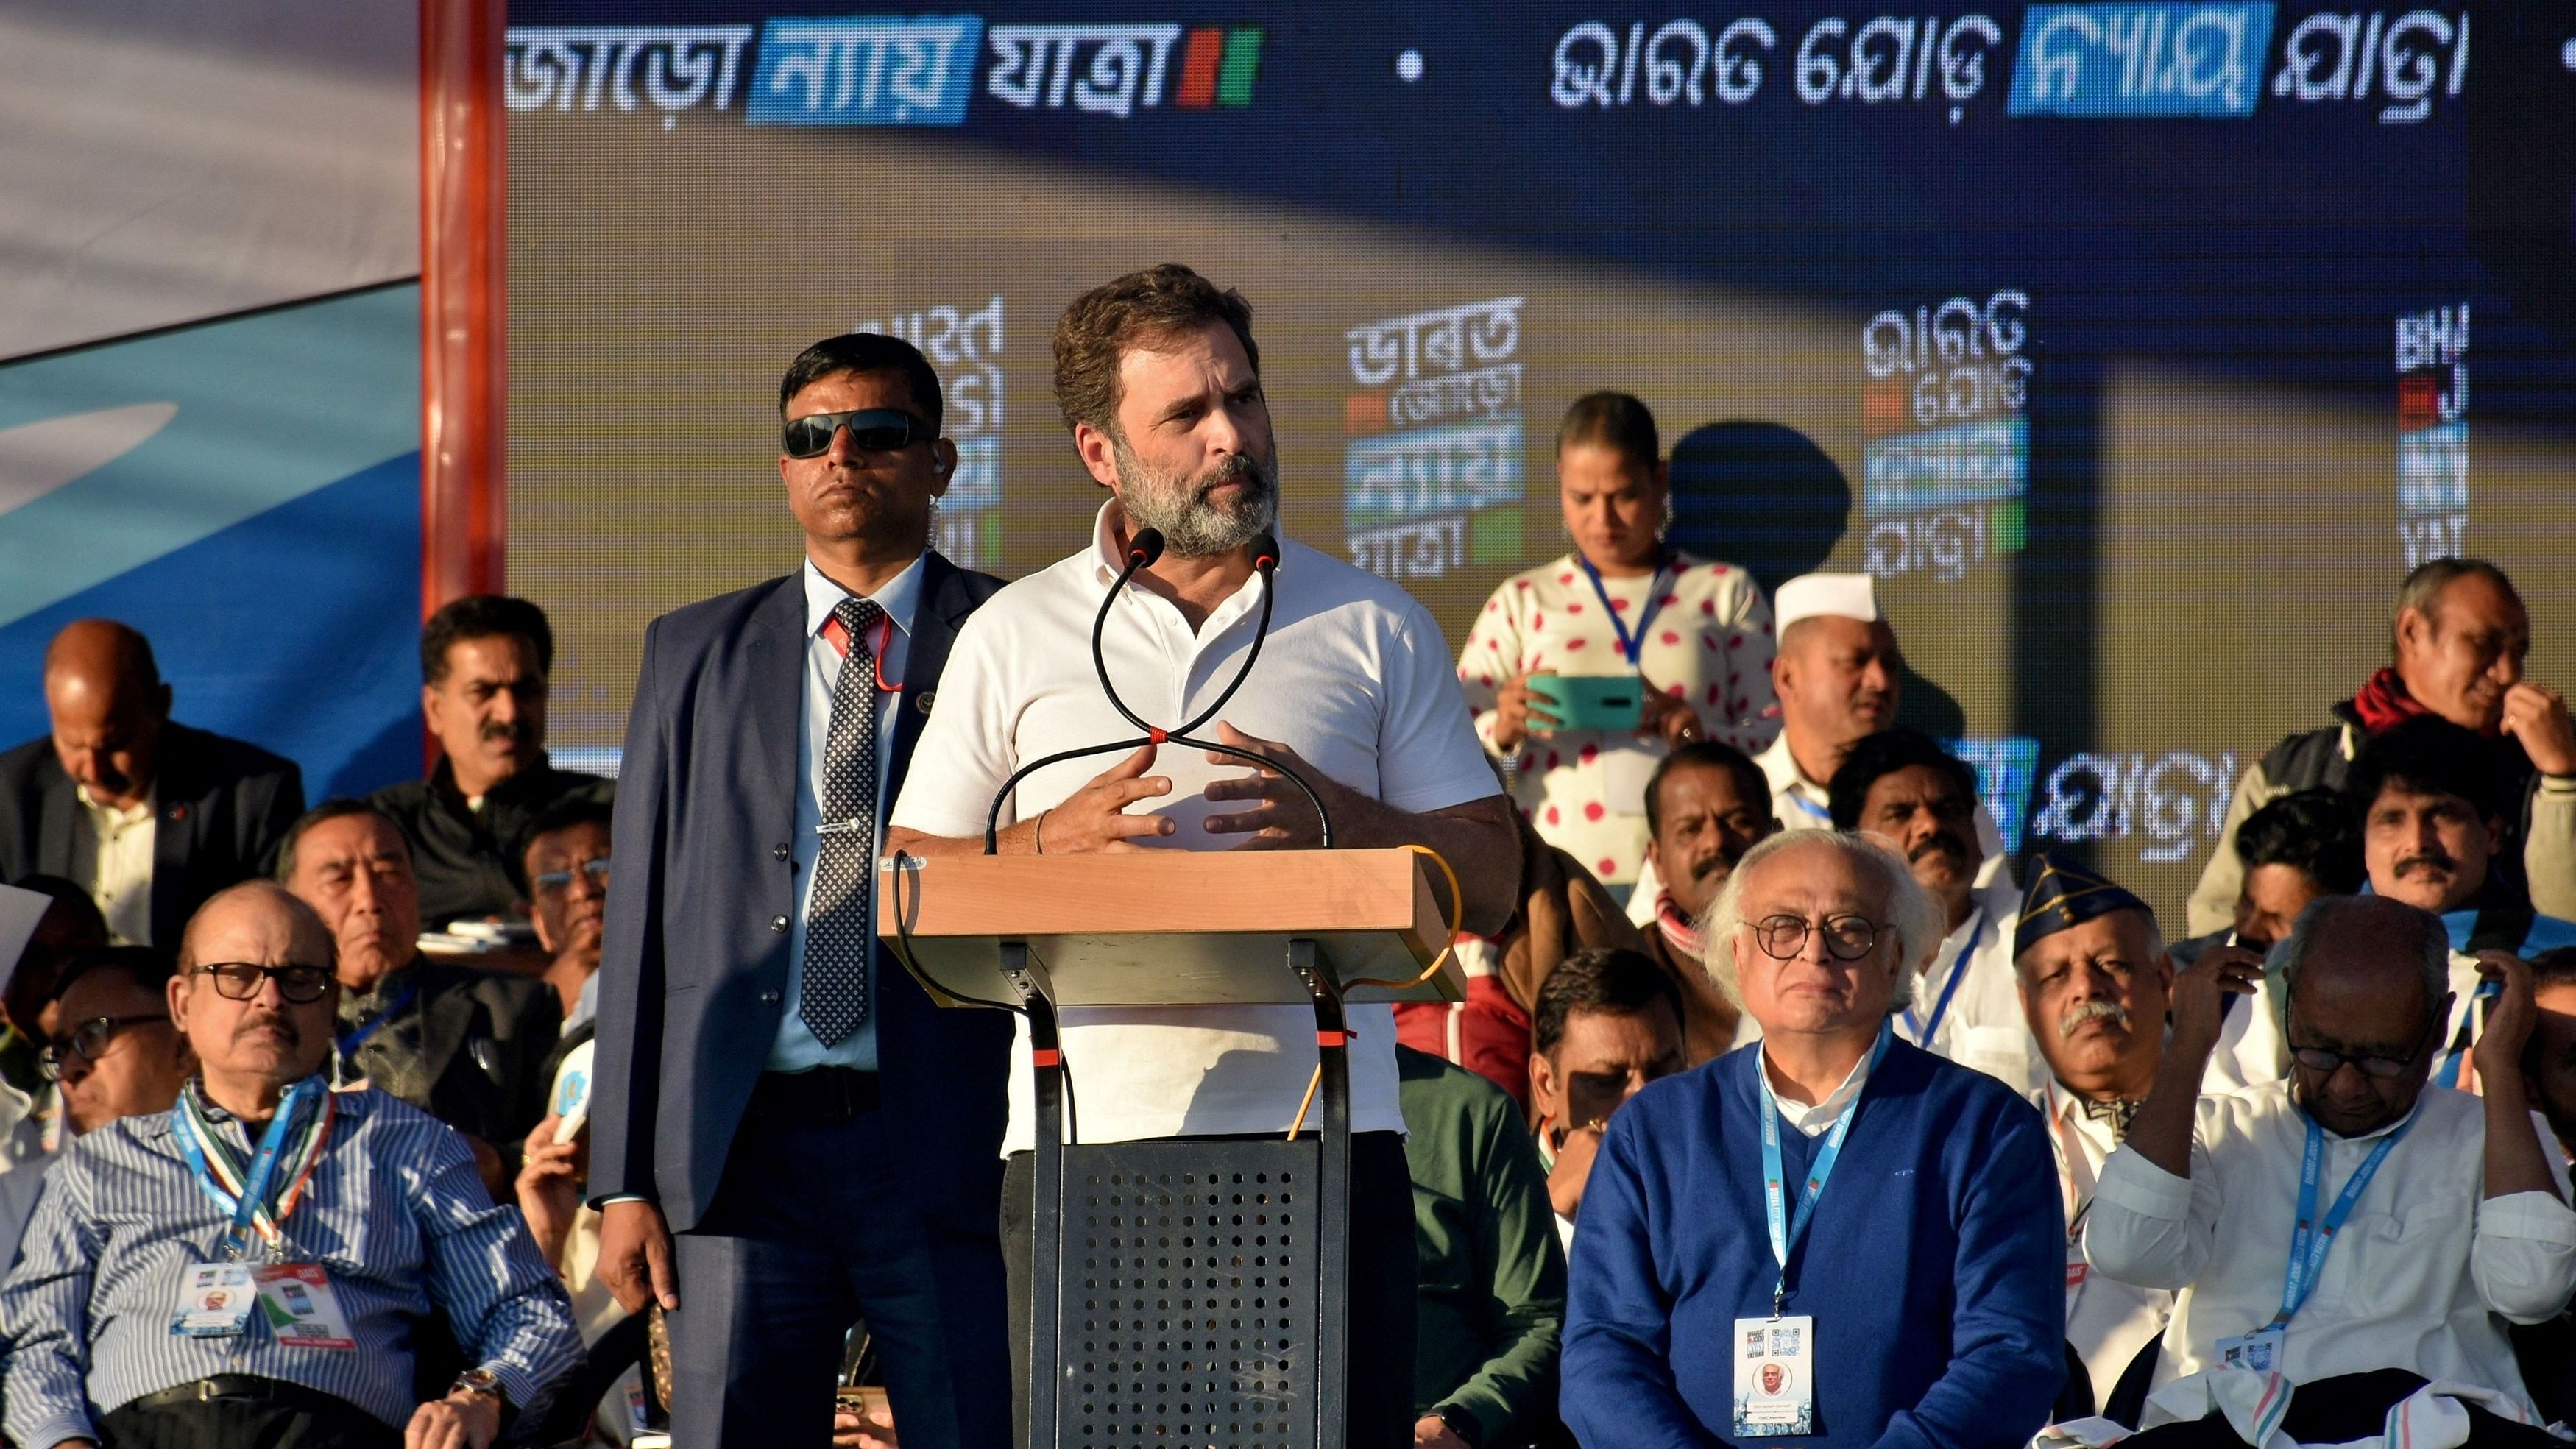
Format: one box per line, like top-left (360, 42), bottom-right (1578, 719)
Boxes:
top-left (506, 1), bottom-right (2576, 924)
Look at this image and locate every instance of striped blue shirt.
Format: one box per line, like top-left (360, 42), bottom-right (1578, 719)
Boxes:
top-left (0, 1081), bottom-right (580, 1448)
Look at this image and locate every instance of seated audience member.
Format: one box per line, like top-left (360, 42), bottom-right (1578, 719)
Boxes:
top-left (280, 800), bottom-right (557, 1193)
top-left (2090, 896), bottom-right (2575, 1448)
top-left (2012, 857), bottom-right (2183, 1425)
top-left (0, 619), bottom-right (305, 946)
top-left (514, 796), bottom-right (612, 1028)
top-left (1399, 1044), bottom-right (1567, 1449)
top-left (1527, 947), bottom-right (1686, 1253)
top-left (518, 1105), bottom-right (658, 1448)
top-left (371, 595), bottom-right (612, 929)
top-left (0, 946), bottom-right (193, 1268)
top-left (1457, 391), bottom-right (1778, 893)
top-left (1636, 742), bottom-right (1774, 1060)
top-left (1563, 832), bottom-right (2064, 1449)
top-left (0, 882), bottom-right (580, 1449)
top-left (2349, 718), bottom-right (2576, 1091)
top-left (2172, 790), bottom-right (2360, 1092)
top-left (1830, 729), bottom-right (2031, 1093)
top-left (2191, 559), bottom-right (2576, 936)
top-left (1397, 809), bottom-right (1645, 1109)
top-left (0, 877), bottom-right (107, 1141)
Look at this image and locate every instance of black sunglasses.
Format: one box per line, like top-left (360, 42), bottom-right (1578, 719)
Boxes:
top-left (38, 1013), bottom-right (169, 1080)
top-left (192, 961), bottom-right (335, 1005)
top-left (782, 408), bottom-right (934, 460)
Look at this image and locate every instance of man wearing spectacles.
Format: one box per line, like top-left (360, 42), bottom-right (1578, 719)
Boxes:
top-left (588, 332), bottom-right (1013, 1449)
top-left (0, 881), bottom-right (579, 1449)
top-left (514, 796), bottom-right (612, 1027)
top-left (1563, 830), bottom-right (2064, 1448)
top-left (2089, 894), bottom-right (2576, 1449)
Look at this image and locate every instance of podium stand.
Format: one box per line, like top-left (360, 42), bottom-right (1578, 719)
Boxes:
top-left (878, 849), bottom-right (1462, 1449)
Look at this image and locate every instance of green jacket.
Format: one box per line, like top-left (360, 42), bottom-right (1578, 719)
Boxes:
top-left (1398, 1045), bottom-right (1565, 1444)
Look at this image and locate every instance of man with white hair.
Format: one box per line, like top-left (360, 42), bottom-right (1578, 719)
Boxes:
top-left (1563, 831), bottom-right (2064, 1448)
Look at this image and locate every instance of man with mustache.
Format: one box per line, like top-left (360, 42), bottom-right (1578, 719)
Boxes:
top-left (2089, 896), bottom-right (2576, 1448)
top-left (513, 796), bottom-right (611, 1027)
top-left (1635, 741), bottom-right (1775, 1061)
top-left (2011, 854), bottom-right (2182, 1425)
top-left (884, 265), bottom-right (1520, 1448)
top-left (370, 595), bottom-right (612, 930)
top-left (1829, 729), bottom-right (2035, 1092)
top-left (2350, 716), bottom-right (2576, 1092)
top-left (280, 801), bottom-right (557, 1198)
top-left (2170, 791), bottom-right (2361, 1092)
top-left (0, 618), bottom-right (305, 948)
top-left (2190, 558), bottom-right (2576, 937)
top-left (0, 882), bottom-right (579, 1449)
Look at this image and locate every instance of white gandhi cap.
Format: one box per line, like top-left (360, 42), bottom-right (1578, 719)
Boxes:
top-left (1773, 573), bottom-right (1878, 629)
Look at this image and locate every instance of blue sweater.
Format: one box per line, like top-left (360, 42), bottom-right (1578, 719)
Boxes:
top-left (1563, 1039), bottom-right (2064, 1449)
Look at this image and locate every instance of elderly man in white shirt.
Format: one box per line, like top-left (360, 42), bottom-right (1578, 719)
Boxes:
top-left (2086, 894), bottom-right (2576, 1449)
top-left (882, 264), bottom-right (1519, 1449)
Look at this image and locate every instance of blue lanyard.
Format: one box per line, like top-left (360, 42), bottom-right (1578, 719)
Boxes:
top-left (2271, 1106), bottom-right (2416, 1328)
top-left (1758, 1020), bottom-right (1893, 1314)
top-left (2432, 977), bottom-right (2499, 1091)
top-left (1575, 555), bottom-right (1674, 669)
top-left (1906, 911), bottom-right (1982, 1046)
top-left (1785, 792), bottom-right (1832, 822)
top-left (172, 1077), bottom-right (320, 1262)
top-left (336, 983), bottom-right (418, 1056)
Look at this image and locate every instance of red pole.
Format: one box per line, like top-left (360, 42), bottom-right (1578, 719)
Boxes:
top-left (420, 0), bottom-right (508, 616)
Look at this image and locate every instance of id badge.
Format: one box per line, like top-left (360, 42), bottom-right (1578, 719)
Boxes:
top-left (170, 1262), bottom-right (257, 1338)
top-left (253, 1263), bottom-right (355, 1350)
top-left (1733, 1315), bottom-right (1816, 1436)
top-left (2213, 1327), bottom-right (2285, 1375)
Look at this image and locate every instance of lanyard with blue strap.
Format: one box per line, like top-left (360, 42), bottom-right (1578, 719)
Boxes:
top-left (171, 1076), bottom-right (335, 1262)
top-left (336, 982), bottom-right (418, 1057)
top-left (2432, 977), bottom-right (2499, 1090)
top-left (1575, 554), bottom-right (1674, 670)
top-left (2268, 1104), bottom-right (2418, 1329)
top-left (1903, 910), bottom-right (1982, 1046)
top-left (1757, 1019), bottom-right (1893, 1316)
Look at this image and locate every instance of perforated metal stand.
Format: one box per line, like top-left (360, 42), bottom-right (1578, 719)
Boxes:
top-left (1004, 939), bottom-right (1352, 1449)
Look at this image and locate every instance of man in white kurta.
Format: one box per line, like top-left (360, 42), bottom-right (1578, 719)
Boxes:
top-left (2087, 895), bottom-right (2576, 1449)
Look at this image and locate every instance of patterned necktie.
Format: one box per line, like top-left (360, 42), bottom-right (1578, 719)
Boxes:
top-left (2080, 1096), bottom-right (2143, 1143)
top-left (802, 595), bottom-right (885, 1046)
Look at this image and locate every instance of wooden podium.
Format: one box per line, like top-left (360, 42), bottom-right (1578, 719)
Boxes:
top-left (879, 849), bottom-right (1462, 1449)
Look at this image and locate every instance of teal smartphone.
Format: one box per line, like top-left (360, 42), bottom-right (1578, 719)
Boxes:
top-left (1525, 674), bottom-right (1643, 731)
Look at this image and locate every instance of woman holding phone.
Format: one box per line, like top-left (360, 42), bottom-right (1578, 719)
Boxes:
top-left (1457, 392), bottom-right (1779, 892)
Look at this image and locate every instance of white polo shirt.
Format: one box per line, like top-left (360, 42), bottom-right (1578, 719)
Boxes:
top-left (889, 500), bottom-right (1500, 1152)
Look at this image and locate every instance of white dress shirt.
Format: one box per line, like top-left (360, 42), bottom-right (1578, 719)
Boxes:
top-left (2039, 1080), bottom-right (2173, 1413)
top-left (1903, 879), bottom-right (2042, 1097)
top-left (767, 555), bottom-right (921, 1073)
top-left (71, 784), bottom-right (154, 946)
top-left (888, 502), bottom-right (1500, 1152)
top-left (2086, 1080), bottom-right (2576, 1420)
top-left (1760, 1038), bottom-right (1875, 1137)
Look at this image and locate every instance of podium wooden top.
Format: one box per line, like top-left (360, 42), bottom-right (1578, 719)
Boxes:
top-left (874, 847), bottom-right (1462, 1007)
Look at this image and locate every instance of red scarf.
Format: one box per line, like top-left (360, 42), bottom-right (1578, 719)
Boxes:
top-left (1655, 891), bottom-right (1707, 963)
top-left (2352, 666), bottom-right (2482, 736)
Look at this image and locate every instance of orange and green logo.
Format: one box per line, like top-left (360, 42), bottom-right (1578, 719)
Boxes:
top-left (1173, 26), bottom-right (1263, 107)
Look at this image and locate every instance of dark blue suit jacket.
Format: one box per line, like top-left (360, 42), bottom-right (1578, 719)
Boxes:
top-left (590, 552), bottom-right (1010, 1233)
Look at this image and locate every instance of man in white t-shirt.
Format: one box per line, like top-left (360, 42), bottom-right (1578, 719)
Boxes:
top-left (883, 264), bottom-right (1520, 1449)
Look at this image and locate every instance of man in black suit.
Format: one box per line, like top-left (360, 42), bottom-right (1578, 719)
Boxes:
top-left (279, 798), bottom-right (557, 1197)
top-left (589, 333), bottom-right (1011, 1448)
top-left (0, 619), bottom-right (304, 947)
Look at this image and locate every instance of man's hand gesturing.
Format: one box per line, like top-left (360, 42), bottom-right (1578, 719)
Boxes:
top-left (1031, 743), bottom-right (1175, 853)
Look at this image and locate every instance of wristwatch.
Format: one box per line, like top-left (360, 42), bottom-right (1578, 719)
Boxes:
top-left (449, 1367), bottom-right (508, 1409)
top-left (1435, 1403), bottom-right (1485, 1447)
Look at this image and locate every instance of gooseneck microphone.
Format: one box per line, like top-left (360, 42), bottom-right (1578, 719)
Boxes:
top-left (983, 528), bottom-right (1334, 852)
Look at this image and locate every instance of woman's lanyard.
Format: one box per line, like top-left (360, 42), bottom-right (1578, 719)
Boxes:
top-left (2268, 1107), bottom-right (2417, 1330)
top-left (1903, 911), bottom-right (1983, 1046)
top-left (1757, 1020), bottom-right (1892, 1316)
top-left (1576, 555), bottom-right (1674, 669)
top-left (821, 609), bottom-right (899, 692)
top-left (336, 983), bottom-right (418, 1057)
top-left (172, 1077), bottom-right (336, 1262)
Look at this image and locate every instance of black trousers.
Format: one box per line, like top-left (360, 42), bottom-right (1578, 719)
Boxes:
top-left (99, 1384), bottom-right (399, 1449)
top-left (1003, 1132), bottom-right (1419, 1449)
top-left (2120, 1369), bottom-right (2563, 1449)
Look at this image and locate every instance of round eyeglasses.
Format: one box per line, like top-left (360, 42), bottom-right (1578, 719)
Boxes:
top-left (38, 1013), bottom-right (169, 1080)
top-left (1747, 913), bottom-right (1885, 962)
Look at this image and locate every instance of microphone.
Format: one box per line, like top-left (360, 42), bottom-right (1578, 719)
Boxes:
top-left (983, 523), bottom-right (1334, 851)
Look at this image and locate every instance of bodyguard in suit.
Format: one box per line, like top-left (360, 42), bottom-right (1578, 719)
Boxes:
top-left (589, 333), bottom-right (1011, 1448)
top-left (0, 619), bottom-right (304, 946)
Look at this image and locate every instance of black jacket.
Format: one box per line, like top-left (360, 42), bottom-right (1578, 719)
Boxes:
top-left (345, 958), bottom-right (562, 1159)
top-left (369, 757), bottom-right (613, 927)
top-left (0, 721), bottom-right (304, 946)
